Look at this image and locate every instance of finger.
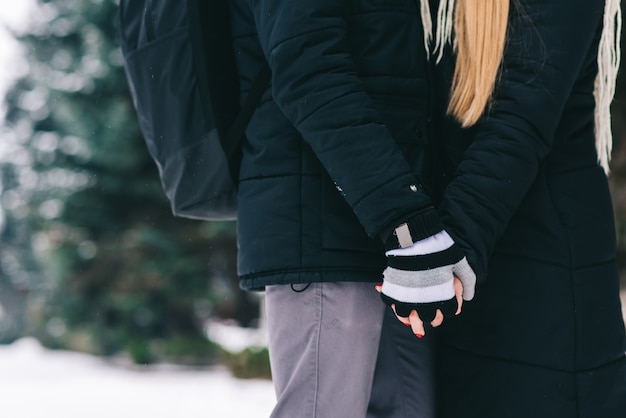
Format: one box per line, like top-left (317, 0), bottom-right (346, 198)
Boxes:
top-left (391, 304), bottom-right (411, 327)
top-left (453, 276), bottom-right (464, 315)
top-left (374, 284), bottom-right (382, 293)
top-left (409, 309), bottom-right (425, 338)
top-left (431, 309), bottom-right (444, 327)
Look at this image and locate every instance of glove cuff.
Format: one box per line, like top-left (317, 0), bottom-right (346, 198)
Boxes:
top-left (387, 243), bottom-right (464, 269)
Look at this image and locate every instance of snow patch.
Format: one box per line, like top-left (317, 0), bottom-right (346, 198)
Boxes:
top-left (0, 338), bottom-right (275, 418)
top-left (206, 320), bottom-right (268, 353)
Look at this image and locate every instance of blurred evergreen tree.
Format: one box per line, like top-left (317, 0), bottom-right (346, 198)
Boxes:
top-left (0, 160), bottom-right (37, 343)
top-left (0, 0), bottom-right (259, 364)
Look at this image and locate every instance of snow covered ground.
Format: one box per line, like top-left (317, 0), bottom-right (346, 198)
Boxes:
top-left (0, 292), bottom-right (624, 418)
top-left (0, 338), bottom-right (276, 418)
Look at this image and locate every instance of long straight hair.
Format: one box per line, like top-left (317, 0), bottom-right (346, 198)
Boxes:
top-left (448, 0), bottom-right (510, 128)
top-left (421, 0), bottom-right (622, 172)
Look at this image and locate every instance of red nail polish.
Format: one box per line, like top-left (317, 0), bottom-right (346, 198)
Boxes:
top-left (416, 333), bottom-right (424, 339)
top-left (404, 322), bottom-right (411, 327)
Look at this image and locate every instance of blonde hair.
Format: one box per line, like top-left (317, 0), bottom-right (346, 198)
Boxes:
top-left (448, 0), bottom-right (510, 128)
top-left (420, 0), bottom-right (622, 173)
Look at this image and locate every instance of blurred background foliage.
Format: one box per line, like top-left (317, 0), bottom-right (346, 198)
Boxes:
top-left (0, 0), bottom-right (261, 368)
top-left (0, 0), bottom-right (624, 377)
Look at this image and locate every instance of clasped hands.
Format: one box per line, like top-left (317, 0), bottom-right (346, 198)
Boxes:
top-left (376, 229), bottom-right (476, 338)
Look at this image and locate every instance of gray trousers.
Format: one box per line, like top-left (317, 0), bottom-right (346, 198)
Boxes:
top-left (266, 282), bottom-right (434, 418)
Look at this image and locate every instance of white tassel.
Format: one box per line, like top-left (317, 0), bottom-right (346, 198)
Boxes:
top-left (594, 0), bottom-right (622, 174)
top-left (433, 0), bottom-right (456, 63)
top-left (419, 0), bottom-right (433, 55)
top-left (419, 0), bottom-right (455, 62)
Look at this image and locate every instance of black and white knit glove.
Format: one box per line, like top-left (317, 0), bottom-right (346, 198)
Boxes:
top-left (380, 228), bottom-right (476, 322)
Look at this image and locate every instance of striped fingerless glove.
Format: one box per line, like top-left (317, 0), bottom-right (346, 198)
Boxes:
top-left (380, 229), bottom-right (476, 321)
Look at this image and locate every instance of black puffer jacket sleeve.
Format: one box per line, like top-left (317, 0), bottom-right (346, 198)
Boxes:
top-left (439, 0), bottom-right (605, 281)
top-left (249, 0), bottom-right (437, 239)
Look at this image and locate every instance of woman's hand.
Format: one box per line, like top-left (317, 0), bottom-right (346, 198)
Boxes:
top-left (376, 276), bottom-right (463, 338)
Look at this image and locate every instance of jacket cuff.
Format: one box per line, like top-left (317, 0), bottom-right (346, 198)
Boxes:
top-left (379, 207), bottom-right (444, 250)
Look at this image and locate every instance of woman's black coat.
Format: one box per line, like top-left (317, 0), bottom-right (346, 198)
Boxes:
top-left (430, 0), bottom-right (626, 417)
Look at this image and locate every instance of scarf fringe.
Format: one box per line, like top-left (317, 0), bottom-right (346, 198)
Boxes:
top-left (595, 0), bottom-right (621, 173)
top-left (419, 0), bottom-right (622, 174)
top-left (419, 0), bottom-right (455, 62)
